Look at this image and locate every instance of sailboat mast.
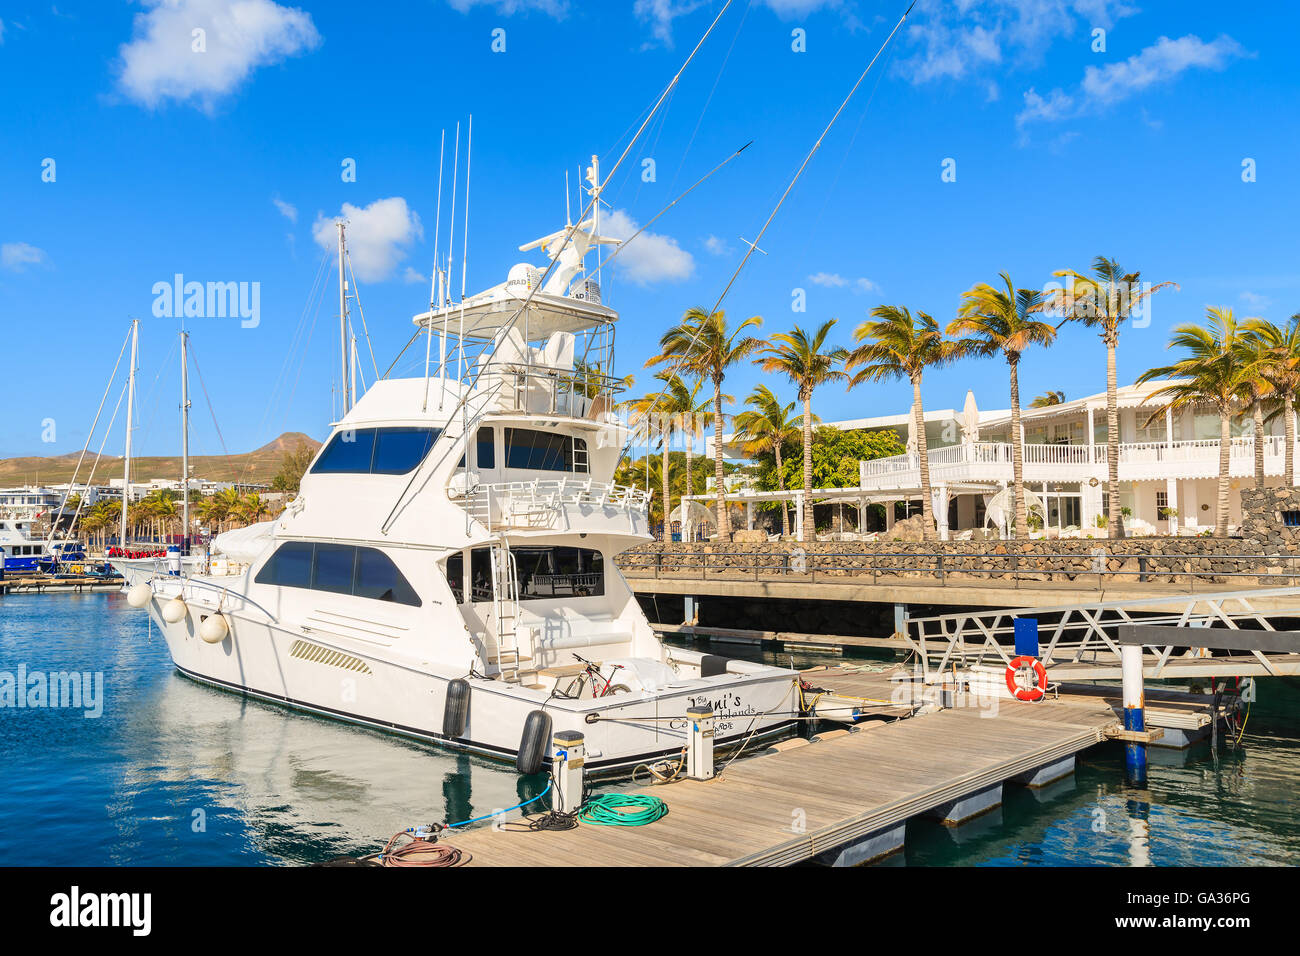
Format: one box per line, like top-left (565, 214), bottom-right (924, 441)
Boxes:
top-left (337, 220), bottom-right (350, 416)
top-left (121, 318), bottom-right (139, 548)
top-left (180, 328), bottom-right (191, 553)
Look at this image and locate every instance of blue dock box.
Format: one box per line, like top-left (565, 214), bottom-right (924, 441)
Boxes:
top-left (1013, 618), bottom-right (1039, 658)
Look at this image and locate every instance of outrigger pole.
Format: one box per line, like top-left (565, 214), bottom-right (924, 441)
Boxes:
top-left (380, 0), bottom-right (738, 535)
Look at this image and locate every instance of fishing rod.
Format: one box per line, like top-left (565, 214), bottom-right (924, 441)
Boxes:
top-left (379, 0), bottom-right (740, 535)
top-left (620, 0), bottom-right (921, 461)
top-left (579, 140), bottom-right (752, 282)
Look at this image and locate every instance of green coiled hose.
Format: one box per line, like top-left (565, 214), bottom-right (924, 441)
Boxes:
top-left (579, 793), bottom-right (668, 826)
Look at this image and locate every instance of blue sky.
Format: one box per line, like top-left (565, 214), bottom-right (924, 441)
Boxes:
top-left (1, 0), bottom-right (1296, 462)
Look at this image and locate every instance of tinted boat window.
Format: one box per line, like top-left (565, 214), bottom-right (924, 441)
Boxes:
top-left (312, 429), bottom-right (376, 473)
top-left (255, 541), bottom-right (312, 588)
top-left (254, 542), bottom-right (421, 606)
top-left (355, 547), bottom-right (421, 605)
top-left (503, 428), bottom-right (587, 472)
top-left (477, 428), bottom-right (495, 469)
top-left (313, 543), bottom-right (356, 594)
top-left (373, 427), bottom-right (438, 474)
top-left (311, 427), bottom-right (441, 475)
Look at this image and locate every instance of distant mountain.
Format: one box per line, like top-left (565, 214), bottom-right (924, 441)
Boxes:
top-left (0, 432), bottom-right (322, 487)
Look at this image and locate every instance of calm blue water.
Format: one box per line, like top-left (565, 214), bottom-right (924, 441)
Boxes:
top-left (1, 591), bottom-right (1297, 866)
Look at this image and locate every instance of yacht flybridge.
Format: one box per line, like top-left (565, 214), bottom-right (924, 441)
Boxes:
top-left (118, 198), bottom-right (799, 776)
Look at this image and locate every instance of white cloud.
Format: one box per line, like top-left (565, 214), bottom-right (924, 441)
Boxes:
top-left (900, 1), bottom-right (1137, 85)
top-left (117, 0), bottom-right (321, 110)
top-left (703, 235), bottom-right (731, 256)
top-left (446, 0), bottom-right (569, 14)
top-left (1, 242), bottom-right (49, 271)
top-left (403, 266), bottom-right (428, 285)
top-left (312, 197), bottom-right (423, 283)
top-left (1081, 34), bottom-right (1246, 104)
top-left (601, 208), bottom-right (694, 286)
top-left (633, 0), bottom-right (704, 48)
top-left (1240, 291), bottom-right (1271, 309)
top-left (808, 272), bottom-right (878, 293)
top-left (1016, 34), bottom-right (1248, 127)
top-left (272, 196), bottom-right (297, 222)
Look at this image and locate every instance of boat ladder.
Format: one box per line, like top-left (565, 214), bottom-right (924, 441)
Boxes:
top-left (489, 541), bottom-right (525, 682)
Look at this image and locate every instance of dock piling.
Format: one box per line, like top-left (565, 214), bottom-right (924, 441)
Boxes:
top-left (1120, 644), bottom-right (1147, 785)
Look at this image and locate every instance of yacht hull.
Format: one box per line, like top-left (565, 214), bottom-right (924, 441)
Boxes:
top-left (145, 597), bottom-right (799, 776)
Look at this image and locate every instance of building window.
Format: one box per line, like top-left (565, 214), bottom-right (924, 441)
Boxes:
top-left (1156, 491), bottom-right (1168, 512)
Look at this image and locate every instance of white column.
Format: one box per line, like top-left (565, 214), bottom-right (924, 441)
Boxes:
top-left (1087, 405), bottom-right (1095, 464)
top-left (885, 500), bottom-right (896, 531)
top-left (794, 491), bottom-right (805, 542)
top-left (745, 500), bottom-right (754, 531)
top-left (1166, 478), bottom-right (1179, 535)
top-left (936, 484), bottom-right (950, 541)
top-left (1165, 406), bottom-right (1174, 449)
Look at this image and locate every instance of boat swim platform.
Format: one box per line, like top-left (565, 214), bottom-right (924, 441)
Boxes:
top-left (434, 669), bottom-right (1138, 867)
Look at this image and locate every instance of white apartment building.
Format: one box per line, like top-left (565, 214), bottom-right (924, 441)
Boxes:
top-left (854, 381), bottom-right (1293, 537)
top-left (704, 379), bottom-right (1294, 540)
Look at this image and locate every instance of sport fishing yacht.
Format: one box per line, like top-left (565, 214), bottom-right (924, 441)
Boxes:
top-left (118, 200), bottom-right (798, 775)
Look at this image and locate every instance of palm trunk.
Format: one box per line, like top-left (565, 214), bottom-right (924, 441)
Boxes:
top-left (802, 393), bottom-right (814, 540)
top-left (913, 378), bottom-right (935, 542)
top-left (775, 444), bottom-right (790, 537)
top-left (1217, 409), bottom-right (1231, 536)
top-left (661, 419), bottom-right (671, 542)
top-left (1287, 393), bottom-right (1296, 487)
top-left (713, 381), bottom-right (729, 537)
top-left (1253, 400), bottom-right (1266, 487)
top-left (1106, 336), bottom-right (1123, 539)
top-left (1009, 355), bottom-right (1028, 537)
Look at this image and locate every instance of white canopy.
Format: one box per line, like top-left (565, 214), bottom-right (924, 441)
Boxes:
top-left (669, 500), bottom-right (718, 530)
top-left (212, 520), bottom-right (276, 564)
top-left (983, 487), bottom-right (1046, 531)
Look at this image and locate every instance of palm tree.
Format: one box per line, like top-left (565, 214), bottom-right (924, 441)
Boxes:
top-left (626, 372), bottom-right (702, 539)
top-left (1233, 331), bottom-right (1274, 487)
top-left (649, 308), bottom-right (763, 537)
top-left (949, 273), bottom-right (1057, 537)
top-left (757, 319), bottom-right (848, 539)
top-left (1244, 314), bottom-right (1300, 486)
top-left (1041, 257), bottom-right (1178, 537)
top-left (847, 306), bottom-right (953, 542)
top-left (1030, 390), bottom-right (1065, 408)
top-left (1137, 307), bottom-right (1246, 536)
top-left (733, 384), bottom-right (801, 537)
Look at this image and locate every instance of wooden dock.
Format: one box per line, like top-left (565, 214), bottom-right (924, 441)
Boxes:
top-left (0, 575), bottom-right (122, 595)
top-left (435, 668), bottom-right (1123, 867)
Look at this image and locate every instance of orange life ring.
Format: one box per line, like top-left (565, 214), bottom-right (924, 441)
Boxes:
top-left (1005, 655), bottom-right (1047, 701)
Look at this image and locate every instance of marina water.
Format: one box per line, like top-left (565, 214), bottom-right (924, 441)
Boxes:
top-left (1, 591), bottom-right (1296, 866)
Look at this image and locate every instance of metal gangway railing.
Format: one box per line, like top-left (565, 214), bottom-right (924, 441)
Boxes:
top-left (903, 586), bottom-right (1300, 682)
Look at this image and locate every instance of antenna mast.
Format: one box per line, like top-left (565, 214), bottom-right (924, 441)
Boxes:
top-left (337, 220), bottom-right (350, 416)
top-left (180, 328), bottom-right (191, 554)
top-left (121, 318), bottom-right (139, 549)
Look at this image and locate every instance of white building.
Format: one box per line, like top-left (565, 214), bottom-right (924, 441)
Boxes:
top-left (705, 380), bottom-right (1295, 540)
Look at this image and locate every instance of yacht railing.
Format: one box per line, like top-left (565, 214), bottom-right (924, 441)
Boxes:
top-left (460, 478), bottom-right (650, 531)
top-left (476, 363), bottom-right (624, 420)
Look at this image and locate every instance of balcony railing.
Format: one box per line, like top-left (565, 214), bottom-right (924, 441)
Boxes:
top-left (860, 436), bottom-right (1296, 487)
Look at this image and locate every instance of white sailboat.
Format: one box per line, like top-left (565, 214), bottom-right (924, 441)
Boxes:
top-left (117, 179), bottom-right (799, 775)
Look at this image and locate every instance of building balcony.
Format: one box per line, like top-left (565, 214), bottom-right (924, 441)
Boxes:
top-left (859, 436), bottom-right (1296, 490)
